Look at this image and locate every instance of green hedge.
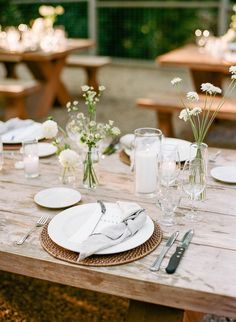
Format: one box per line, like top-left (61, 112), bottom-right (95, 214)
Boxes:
top-left (0, 1), bottom-right (228, 59)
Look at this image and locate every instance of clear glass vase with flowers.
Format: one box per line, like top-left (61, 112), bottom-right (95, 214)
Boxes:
top-left (171, 66), bottom-right (236, 198)
top-left (67, 85), bottom-right (120, 189)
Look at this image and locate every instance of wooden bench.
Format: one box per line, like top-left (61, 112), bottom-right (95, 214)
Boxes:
top-left (136, 93), bottom-right (236, 137)
top-left (0, 79), bottom-right (41, 119)
top-left (66, 55), bottom-right (111, 91)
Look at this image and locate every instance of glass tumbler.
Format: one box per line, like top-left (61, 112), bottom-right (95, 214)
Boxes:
top-left (134, 128), bottom-right (162, 198)
top-left (22, 139), bottom-right (39, 178)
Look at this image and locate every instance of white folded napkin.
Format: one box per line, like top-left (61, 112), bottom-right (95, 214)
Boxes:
top-left (0, 118), bottom-right (34, 135)
top-left (1, 122), bottom-right (42, 143)
top-left (76, 201), bottom-right (146, 261)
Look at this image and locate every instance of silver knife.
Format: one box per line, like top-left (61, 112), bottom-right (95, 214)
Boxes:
top-left (150, 231), bottom-right (179, 271)
top-left (166, 229), bottom-right (194, 274)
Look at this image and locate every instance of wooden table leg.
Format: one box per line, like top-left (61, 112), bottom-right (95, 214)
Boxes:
top-left (190, 70), bottom-right (223, 93)
top-left (3, 62), bottom-right (18, 79)
top-left (85, 67), bottom-right (99, 92)
top-left (157, 111), bottom-right (174, 137)
top-left (126, 300), bottom-right (184, 322)
top-left (183, 311), bottom-right (205, 322)
top-left (25, 57), bottom-right (70, 118)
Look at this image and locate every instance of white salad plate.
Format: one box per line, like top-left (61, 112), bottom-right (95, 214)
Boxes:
top-left (210, 166), bottom-right (236, 184)
top-left (2, 122), bottom-right (44, 144)
top-left (48, 202), bottom-right (154, 255)
top-left (34, 187), bottom-right (81, 209)
top-left (38, 143), bottom-right (57, 158)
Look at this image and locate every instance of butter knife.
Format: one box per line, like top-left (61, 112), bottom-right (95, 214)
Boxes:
top-left (150, 231), bottom-right (179, 271)
top-left (166, 229), bottom-right (194, 274)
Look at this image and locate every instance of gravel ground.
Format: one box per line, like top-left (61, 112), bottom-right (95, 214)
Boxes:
top-left (0, 271), bottom-right (129, 322)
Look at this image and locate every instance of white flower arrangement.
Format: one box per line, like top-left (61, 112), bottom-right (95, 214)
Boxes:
top-left (39, 5), bottom-right (64, 22)
top-left (172, 66), bottom-right (236, 143)
top-left (58, 149), bottom-right (79, 168)
top-left (42, 119), bottom-right (58, 139)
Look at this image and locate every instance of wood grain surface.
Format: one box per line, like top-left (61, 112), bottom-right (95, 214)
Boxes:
top-left (0, 148), bottom-right (236, 318)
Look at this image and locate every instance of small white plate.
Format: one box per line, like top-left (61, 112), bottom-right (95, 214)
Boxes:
top-left (34, 187), bottom-right (81, 209)
top-left (38, 143), bottom-right (57, 158)
top-left (211, 166), bottom-right (236, 184)
top-left (48, 203), bottom-right (154, 255)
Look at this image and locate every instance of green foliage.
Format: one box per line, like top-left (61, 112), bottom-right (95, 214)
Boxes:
top-left (0, 0), bottom-right (22, 26)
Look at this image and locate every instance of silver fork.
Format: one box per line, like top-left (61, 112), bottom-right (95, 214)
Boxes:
top-left (90, 200), bottom-right (106, 235)
top-left (16, 215), bottom-right (49, 245)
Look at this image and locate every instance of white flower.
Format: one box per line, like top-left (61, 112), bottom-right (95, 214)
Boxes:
top-left (186, 91), bottom-right (199, 101)
top-left (81, 85), bottom-right (90, 92)
top-left (42, 120), bottom-right (58, 139)
top-left (171, 77), bottom-right (182, 85)
top-left (73, 100), bottom-right (79, 105)
top-left (109, 120), bottom-right (114, 126)
top-left (229, 66), bottom-right (236, 74)
top-left (111, 127), bottom-right (121, 135)
top-left (89, 121), bottom-right (96, 127)
top-left (191, 107), bottom-right (202, 116)
top-left (99, 85), bottom-right (106, 91)
top-left (201, 83), bottom-right (222, 94)
top-left (66, 102), bottom-right (71, 108)
top-left (58, 149), bottom-right (79, 168)
top-left (231, 74), bottom-right (236, 80)
top-left (179, 108), bottom-right (191, 122)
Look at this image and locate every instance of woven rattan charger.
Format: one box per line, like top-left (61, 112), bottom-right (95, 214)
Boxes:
top-left (41, 222), bottom-right (162, 267)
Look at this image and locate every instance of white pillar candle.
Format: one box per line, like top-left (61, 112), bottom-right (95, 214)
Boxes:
top-left (24, 155), bottom-right (39, 178)
top-left (135, 150), bottom-right (157, 194)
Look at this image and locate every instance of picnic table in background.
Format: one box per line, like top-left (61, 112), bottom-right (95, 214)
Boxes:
top-left (0, 39), bottom-right (94, 119)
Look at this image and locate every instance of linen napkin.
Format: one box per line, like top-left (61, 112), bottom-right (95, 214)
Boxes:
top-left (76, 201), bottom-right (146, 261)
top-left (0, 118), bottom-right (34, 135)
top-left (1, 122), bottom-right (42, 143)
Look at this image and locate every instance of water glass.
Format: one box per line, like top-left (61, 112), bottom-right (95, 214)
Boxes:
top-left (159, 144), bottom-right (180, 185)
top-left (22, 139), bottom-right (39, 178)
top-left (0, 137), bottom-right (3, 171)
top-left (157, 180), bottom-right (182, 226)
top-left (182, 158), bottom-right (206, 222)
top-left (134, 128), bottom-right (162, 198)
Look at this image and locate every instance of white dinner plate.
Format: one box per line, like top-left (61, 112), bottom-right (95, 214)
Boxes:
top-left (34, 187), bottom-right (81, 209)
top-left (48, 203), bottom-right (154, 255)
top-left (38, 143), bottom-right (57, 158)
top-left (2, 122), bottom-right (44, 144)
top-left (210, 166), bottom-right (236, 184)
top-left (162, 137), bottom-right (191, 162)
top-left (123, 137), bottom-right (191, 162)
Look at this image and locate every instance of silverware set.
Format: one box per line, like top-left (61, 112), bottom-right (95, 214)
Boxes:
top-left (150, 229), bottom-right (194, 274)
top-left (16, 215), bottom-right (49, 245)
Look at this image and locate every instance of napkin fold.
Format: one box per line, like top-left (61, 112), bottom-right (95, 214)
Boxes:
top-left (77, 201), bottom-right (146, 261)
top-left (1, 121), bottom-right (42, 143)
top-left (0, 118), bottom-right (34, 135)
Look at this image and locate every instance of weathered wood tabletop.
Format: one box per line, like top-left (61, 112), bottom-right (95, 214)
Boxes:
top-left (0, 148), bottom-right (236, 320)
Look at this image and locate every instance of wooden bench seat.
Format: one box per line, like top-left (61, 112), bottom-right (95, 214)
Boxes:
top-left (66, 55), bottom-right (111, 91)
top-left (0, 79), bottom-right (41, 119)
top-left (136, 93), bottom-right (236, 137)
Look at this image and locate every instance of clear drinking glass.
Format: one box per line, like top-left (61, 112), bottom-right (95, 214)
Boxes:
top-left (157, 179), bottom-right (182, 226)
top-left (0, 137), bottom-right (3, 171)
top-left (134, 128), bottom-right (162, 198)
top-left (159, 144), bottom-right (180, 186)
top-left (22, 139), bottom-right (39, 178)
top-left (182, 158), bottom-right (206, 222)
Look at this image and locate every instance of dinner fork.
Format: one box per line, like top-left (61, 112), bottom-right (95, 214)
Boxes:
top-left (16, 215), bottom-right (49, 245)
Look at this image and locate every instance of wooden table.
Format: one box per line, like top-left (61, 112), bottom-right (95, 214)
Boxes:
top-left (1, 148), bottom-right (236, 321)
top-left (0, 39), bottom-right (94, 118)
top-left (157, 44), bottom-right (233, 92)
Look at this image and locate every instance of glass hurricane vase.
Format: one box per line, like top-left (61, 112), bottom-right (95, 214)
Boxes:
top-left (83, 145), bottom-right (99, 190)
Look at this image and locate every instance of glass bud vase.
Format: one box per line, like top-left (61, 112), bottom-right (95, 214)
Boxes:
top-left (190, 142), bottom-right (208, 200)
top-left (59, 165), bottom-right (77, 186)
top-left (83, 145), bottom-right (99, 190)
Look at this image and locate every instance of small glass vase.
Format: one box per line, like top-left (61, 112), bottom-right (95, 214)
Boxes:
top-left (83, 145), bottom-right (99, 190)
top-left (60, 166), bottom-right (77, 186)
top-left (190, 142), bottom-right (208, 200)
